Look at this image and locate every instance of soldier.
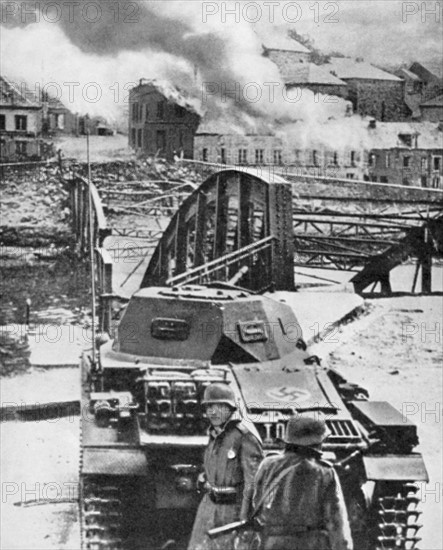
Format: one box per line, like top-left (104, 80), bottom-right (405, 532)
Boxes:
top-left (187, 383), bottom-right (263, 550)
top-left (252, 416), bottom-right (353, 550)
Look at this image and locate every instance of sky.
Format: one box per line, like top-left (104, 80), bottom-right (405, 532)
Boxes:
top-left (1, 0), bottom-right (442, 121)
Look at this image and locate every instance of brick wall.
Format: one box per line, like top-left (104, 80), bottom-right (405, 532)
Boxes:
top-left (346, 79), bottom-right (410, 121)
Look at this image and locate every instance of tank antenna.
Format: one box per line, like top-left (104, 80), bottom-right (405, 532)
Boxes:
top-left (86, 130), bottom-right (97, 366)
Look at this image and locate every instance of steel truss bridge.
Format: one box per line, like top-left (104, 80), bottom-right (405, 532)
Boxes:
top-left (69, 165), bottom-right (443, 328)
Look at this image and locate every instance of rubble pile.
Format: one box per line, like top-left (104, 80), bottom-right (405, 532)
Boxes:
top-left (72, 157), bottom-right (204, 190)
top-left (69, 157), bottom-right (204, 230)
top-left (0, 164), bottom-right (72, 249)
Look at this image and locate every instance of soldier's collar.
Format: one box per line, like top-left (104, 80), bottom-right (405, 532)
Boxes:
top-left (208, 417), bottom-right (240, 438)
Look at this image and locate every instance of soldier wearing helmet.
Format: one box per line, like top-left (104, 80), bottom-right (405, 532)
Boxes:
top-left (187, 383), bottom-right (263, 550)
top-left (252, 416), bottom-right (353, 550)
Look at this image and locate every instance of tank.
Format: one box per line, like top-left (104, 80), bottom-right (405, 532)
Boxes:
top-left (80, 283), bottom-right (428, 550)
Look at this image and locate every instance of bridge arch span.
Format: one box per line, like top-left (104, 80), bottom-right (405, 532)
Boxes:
top-left (140, 169), bottom-right (295, 291)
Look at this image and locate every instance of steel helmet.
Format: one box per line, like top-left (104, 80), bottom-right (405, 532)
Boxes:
top-left (202, 383), bottom-right (237, 410)
top-left (284, 416), bottom-right (330, 446)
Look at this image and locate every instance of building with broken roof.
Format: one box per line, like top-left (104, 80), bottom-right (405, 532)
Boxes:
top-left (128, 79), bottom-right (201, 161)
top-left (42, 95), bottom-right (79, 136)
top-left (367, 121), bottom-right (442, 188)
top-left (326, 57), bottom-right (411, 121)
top-left (0, 75), bottom-right (44, 161)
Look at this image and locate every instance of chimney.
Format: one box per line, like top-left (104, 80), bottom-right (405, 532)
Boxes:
top-left (368, 119), bottom-right (376, 129)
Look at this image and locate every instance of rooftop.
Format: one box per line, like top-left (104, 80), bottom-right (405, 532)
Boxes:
top-left (326, 57), bottom-right (402, 81)
top-left (420, 94), bottom-right (443, 107)
top-left (284, 63), bottom-right (347, 86)
top-left (410, 61), bottom-right (443, 82)
top-left (368, 121), bottom-right (443, 149)
top-left (397, 68), bottom-right (421, 81)
top-left (135, 78), bottom-right (203, 116)
top-left (0, 75), bottom-right (41, 108)
top-left (261, 35), bottom-right (310, 54)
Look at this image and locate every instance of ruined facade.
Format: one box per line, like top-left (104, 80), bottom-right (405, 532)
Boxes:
top-left (128, 79), bottom-right (201, 161)
top-left (42, 96), bottom-right (79, 136)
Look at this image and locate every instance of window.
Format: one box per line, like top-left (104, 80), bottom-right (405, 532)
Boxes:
top-left (255, 149), bottom-right (264, 164)
top-left (175, 105), bottom-right (185, 118)
top-left (220, 148), bottom-right (226, 164)
top-left (333, 152), bottom-right (338, 166)
top-left (433, 157), bottom-right (441, 171)
top-left (403, 156), bottom-right (410, 168)
top-left (273, 149), bottom-right (282, 164)
top-left (131, 128), bottom-right (136, 145)
top-left (15, 115), bottom-right (27, 131)
top-left (399, 133), bottom-right (412, 147)
top-left (202, 148), bottom-right (208, 162)
top-left (421, 158), bottom-right (428, 172)
top-left (312, 150), bottom-right (318, 166)
top-left (350, 151), bottom-right (356, 166)
top-left (238, 149), bottom-right (247, 164)
top-left (157, 101), bottom-right (165, 119)
top-left (16, 141), bottom-right (27, 154)
top-left (379, 176), bottom-right (388, 183)
top-left (156, 130), bottom-right (166, 151)
top-left (0, 114), bottom-right (5, 130)
top-left (137, 129), bottom-right (142, 148)
top-left (346, 173), bottom-right (355, 179)
top-left (385, 153), bottom-right (391, 168)
top-left (368, 153), bottom-right (375, 167)
top-left (132, 103), bottom-right (138, 122)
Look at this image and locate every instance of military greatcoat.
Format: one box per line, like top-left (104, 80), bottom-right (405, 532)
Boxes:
top-left (187, 418), bottom-right (263, 550)
top-left (253, 449), bottom-right (353, 550)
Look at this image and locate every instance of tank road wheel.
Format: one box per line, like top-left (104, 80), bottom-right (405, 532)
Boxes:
top-left (347, 490), bottom-right (371, 550)
top-left (370, 482), bottom-right (423, 550)
top-left (80, 475), bottom-right (124, 550)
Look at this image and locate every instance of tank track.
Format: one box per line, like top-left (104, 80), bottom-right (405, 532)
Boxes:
top-left (373, 482), bottom-right (423, 550)
top-left (80, 476), bottom-right (124, 550)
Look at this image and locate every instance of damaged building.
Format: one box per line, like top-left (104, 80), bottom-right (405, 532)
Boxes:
top-left (0, 75), bottom-right (45, 161)
top-left (367, 121), bottom-right (443, 187)
top-left (128, 79), bottom-right (201, 161)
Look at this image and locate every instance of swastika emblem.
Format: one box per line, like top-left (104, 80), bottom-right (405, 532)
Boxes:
top-left (266, 386), bottom-right (311, 402)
